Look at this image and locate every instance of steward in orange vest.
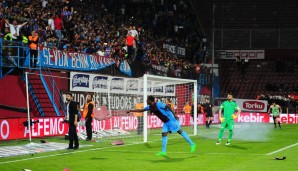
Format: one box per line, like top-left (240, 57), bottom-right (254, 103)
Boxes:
top-left (133, 103), bottom-right (143, 117)
top-left (166, 98), bottom-right (174, 111)
top-left (28, 31), bottom-right (39, 68)
top-left (83, 101), bottom-right (95, 118)
top-left (82, 94), bottom-right (94, 141)
top-left (134, 102), bottom-right (144, 135)
top-left (183, 102), bottom-right (192, 114)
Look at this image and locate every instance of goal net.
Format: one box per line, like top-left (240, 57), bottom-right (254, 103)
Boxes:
top-left (26, 72), bottom-right (198, 145)
top-left (143, 74), bottom-right (198, 143)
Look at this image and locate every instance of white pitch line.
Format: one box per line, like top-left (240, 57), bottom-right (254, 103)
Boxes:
top-left (266, 142), bottom-right (298, 155)
top-left (0, 132), bottom-right (217, 165)
top-left (99, 150), bottom-right (264, 156)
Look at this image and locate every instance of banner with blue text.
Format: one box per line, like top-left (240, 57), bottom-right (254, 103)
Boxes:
top-left (34, 47), bottom-right (115, 70)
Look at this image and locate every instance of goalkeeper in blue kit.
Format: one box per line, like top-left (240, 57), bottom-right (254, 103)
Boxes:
top-left (127, 96), bottom-right (196, 156)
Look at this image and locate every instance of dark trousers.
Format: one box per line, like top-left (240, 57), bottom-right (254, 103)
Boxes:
top-left (85, 118), bottom-right (92, 139)
top-left (127, 45), bottom-right (134, 60)
top-left (30, 49), bottom-right (38, 68)
top-left (68, 124), bottom-right (79, 148)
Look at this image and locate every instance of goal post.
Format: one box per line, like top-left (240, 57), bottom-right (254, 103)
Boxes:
top-left (142, 74), bottom-right (198, 143)
top-left (26, 71), bottom-right (198, 145)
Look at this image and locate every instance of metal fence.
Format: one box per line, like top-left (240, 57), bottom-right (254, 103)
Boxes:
top-left (213, 29), bottom-right (298, 49)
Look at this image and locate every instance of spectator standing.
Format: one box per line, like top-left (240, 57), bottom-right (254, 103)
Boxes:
top-left (54, 14), bottom-right (63, 46)
top-left (0, 14), bottom-right (5, 35)
top-left (5, 19), bottom-right (27, 41)
top-left (126, 31), bottom-right (135, 60)
top-left (62, 0), bottom-right (74, 15)
top-left (48, 13), bottom-right (55, 31)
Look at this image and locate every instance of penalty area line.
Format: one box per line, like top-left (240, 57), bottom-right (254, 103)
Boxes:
top-left (266, 142), bottom-right (298, 155)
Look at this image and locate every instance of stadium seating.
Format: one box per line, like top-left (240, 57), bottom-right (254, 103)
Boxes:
top-left (219, 58), bottom-right (298, 99)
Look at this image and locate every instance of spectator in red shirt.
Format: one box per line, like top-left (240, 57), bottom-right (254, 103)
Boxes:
top-left (126, 31), bottom-right (135, 60)
top-left (54, 14), bottom-right (63, 46)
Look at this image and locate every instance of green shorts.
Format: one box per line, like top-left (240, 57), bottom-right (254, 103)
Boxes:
top-left (220, 119), bottom-right (234, 131)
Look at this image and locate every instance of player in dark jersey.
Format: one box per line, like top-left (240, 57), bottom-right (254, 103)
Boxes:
top-left (201, 98), bottom-right (214, 129)
top-left (127, 96), bottom-right (196, 156)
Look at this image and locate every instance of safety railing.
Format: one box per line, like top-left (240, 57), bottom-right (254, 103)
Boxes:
top-left (39, 66), bottom-right (66, 116)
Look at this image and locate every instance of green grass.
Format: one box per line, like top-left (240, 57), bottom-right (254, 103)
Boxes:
top-left (0, 124), bottom-right (297, 171)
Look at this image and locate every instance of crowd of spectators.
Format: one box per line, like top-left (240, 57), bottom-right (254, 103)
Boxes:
top-left (0, 0), bottom-right (207, 79)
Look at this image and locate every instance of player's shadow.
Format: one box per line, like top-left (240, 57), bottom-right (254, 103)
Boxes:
top-left (148, 156), bottom-right (196, 163)
top-left (227, 145), bottom-right (248, 150)
top-left (144, 143), bottom-right (157, 149)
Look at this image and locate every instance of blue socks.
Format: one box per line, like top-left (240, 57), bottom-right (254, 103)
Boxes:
top-left (181, 131), bottom-right (194, 146)
top-left (162, 136), bottom-right (168, 152)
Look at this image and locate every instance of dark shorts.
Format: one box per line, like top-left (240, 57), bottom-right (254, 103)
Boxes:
top-left (206, 113), bottom-right (213, 117)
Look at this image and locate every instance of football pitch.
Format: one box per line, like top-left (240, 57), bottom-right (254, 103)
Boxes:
top-left (0, 124), bottom-right (297, 171)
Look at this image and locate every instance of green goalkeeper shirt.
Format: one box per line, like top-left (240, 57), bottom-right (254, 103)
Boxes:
top-left (271, 105), bottom-right (280, 117)
top-left (220, 100), bottom-right (239, 120)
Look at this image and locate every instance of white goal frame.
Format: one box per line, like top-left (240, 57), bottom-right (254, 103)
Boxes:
top-left (142, 74), bottom-right (198, 142)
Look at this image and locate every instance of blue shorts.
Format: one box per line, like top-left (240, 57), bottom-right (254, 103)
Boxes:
top-left (162, 119), bottom-right (181, 133)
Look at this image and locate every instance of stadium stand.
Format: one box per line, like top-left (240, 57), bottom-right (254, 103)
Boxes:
top-left (0, 0), bottom-right (206, 78)
top-left (219, 57), bottom-right (298, 99)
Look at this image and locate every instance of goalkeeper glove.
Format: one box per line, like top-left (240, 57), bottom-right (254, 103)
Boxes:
top-left (232, 115), bottom-right (238, 119)
top-left (220, 118), bottom-right (225, 122)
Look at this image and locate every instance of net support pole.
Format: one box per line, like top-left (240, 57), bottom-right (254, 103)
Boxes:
top-left (107, 81), bottom-right (113, 130)
top-left (25, 72), bottom-right (32, 142)
top-left (193, 81), bottom-right (198, 135)
top-left (143, 74), bottom-right (148, 143)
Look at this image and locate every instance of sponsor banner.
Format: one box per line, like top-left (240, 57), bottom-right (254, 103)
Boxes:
top-left (214, 98), bottom-right (268, 112)
top-left (234, 113), bottom-right (298, 124)
top-left (218, 50), bottom-right (265, 59)
top-left (236, 99), bottom-right (268, 112)
top-left (234, 113), bottom-right (270, 123)
top-left (163, 43), bottom-right (186, 57)
top-left (1, 113), bottom-right (297, 140)
top-left (0, 117), bottom-right (67, 141)
top-left (64, 91), bottom-right (177, 111)
top-left (0, 114), bottom-right (194, 140)
top-left (70, 72), bottom-right (176, 96)
top-left (24, 47), bottom-right (115, 71)
top-left (274, 114), bottom-right (298, 124)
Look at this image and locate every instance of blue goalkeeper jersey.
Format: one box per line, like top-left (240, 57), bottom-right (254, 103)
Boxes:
top-left (144, 102), bottom-right (175, 123)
